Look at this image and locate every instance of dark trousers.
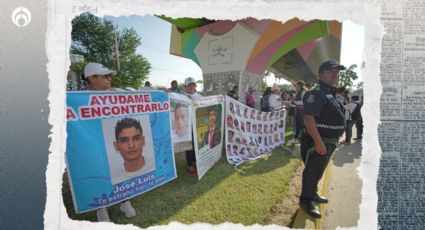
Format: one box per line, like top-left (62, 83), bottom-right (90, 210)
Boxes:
top-left (185, 132), bottom-right (196, 167)
top-left (300, 132), bottom-right (337, 201)
top-left (294, 109), bottom-right (303, 139)
top-left (185, 150), bottom-right (196, 167)
top-left (344, 120), bottom-right (354, 142)
top-left (355, 118), bottom-right (363, 138)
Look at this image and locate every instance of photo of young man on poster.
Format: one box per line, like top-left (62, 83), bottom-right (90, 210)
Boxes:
top-left (204, 109), bottom-right (222, 149)
top-left (103, 116), bottom-right (156, 185)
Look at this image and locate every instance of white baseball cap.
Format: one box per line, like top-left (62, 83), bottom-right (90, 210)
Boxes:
top-left (184, 77), bottom-right (197, 86)
top-left (84, 62), bottom-right (117, 78)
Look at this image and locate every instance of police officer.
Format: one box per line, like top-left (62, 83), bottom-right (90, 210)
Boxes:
top-left (299, 60), bottom-right (346, 218)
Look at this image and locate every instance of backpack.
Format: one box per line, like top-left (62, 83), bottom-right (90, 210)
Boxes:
top-left (351, 102), bottom-right (362, 121)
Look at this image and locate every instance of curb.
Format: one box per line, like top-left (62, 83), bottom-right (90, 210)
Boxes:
top-left (291, 161), bottom-right (333, 229)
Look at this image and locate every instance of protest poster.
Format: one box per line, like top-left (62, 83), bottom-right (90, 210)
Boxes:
top-left (192, 95), bottom-right (225, 180)
top-left (66, 91), bottom-right (176, 213)
top-left (225, 96), bottom-right (286, 165)
top-left (169, 92), bottom-right (193, 152)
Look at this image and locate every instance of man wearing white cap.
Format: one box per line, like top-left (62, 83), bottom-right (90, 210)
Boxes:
top-left (83, 62), bottom-right (119, 91)
top-left (182, 77), bottom-right (202, 174)
top-left (81, 62), bottom-right (136, 222)
top-left (182, 77), bottom-right (202, 100)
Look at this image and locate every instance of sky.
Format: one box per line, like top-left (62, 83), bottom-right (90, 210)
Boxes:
top-left (107, 15), bottom-right (364, 89)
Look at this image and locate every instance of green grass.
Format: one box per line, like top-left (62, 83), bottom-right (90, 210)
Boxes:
top-left (63, 147), bottom-right (302, 228)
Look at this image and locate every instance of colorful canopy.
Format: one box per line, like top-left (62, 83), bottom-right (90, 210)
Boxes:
top-left (158, 16), bottom-right (342, 83)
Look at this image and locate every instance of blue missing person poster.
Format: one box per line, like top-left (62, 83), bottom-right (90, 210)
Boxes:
top-left (66, 91), bottom-right (176, 213)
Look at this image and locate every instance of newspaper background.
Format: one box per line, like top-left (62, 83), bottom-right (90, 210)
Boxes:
top-left (377, 0), bottom-right (425, 228)
top-left (44, 0), bottom-right (403, 229)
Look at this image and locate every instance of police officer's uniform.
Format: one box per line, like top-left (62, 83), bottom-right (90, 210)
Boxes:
top-left (299, 78), bottom-right (346, 216)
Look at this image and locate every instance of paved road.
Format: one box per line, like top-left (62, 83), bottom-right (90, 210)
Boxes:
top-left (321, 130), bottom-right (363, 229)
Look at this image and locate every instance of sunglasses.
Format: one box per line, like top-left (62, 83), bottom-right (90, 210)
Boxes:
top-left (95, 74), bottom-right (113, 79)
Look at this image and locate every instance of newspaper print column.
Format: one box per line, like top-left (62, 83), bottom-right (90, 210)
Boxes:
top-left (378, 0), bottom-right (425, 228)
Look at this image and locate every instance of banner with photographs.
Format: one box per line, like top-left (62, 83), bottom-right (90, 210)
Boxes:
top-left (169, 93), bottom-right (193, 152)
top-left (66, 91), bottom-right (176, 213)
top-left (192, 95), bottom-right (225, 180)
top-left (225, 96), bottom-right (287, 165)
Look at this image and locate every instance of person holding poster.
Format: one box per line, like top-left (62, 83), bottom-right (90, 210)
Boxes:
top-left (269, 86), bottom-right (283, 111)
top-left (182, 77), bottom-right (202, 174)
top-left (299, 60), bottom-right (346, 219)
top-left (81, 62), bottom-right (136, 222)
top-left (204, 109), bottom-right (222, 149)
top-left (84, 62), bottom-right (118, 91)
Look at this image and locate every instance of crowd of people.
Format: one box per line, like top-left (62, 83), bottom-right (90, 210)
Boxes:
top-left (74, 60), bottom-right (363, 222)
top-left (250, 78), bottom-right (363, 145)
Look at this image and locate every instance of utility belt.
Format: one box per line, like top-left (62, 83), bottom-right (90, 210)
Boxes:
top-left (321, 137), bottom-right (339, 144)
top-left (302, 128), bottom-right (339, 144)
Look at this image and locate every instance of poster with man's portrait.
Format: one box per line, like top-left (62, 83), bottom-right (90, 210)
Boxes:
top-left (66, 91), bottom-right (177, 213)
top-left (195, 105), bottom-right (223, 152)
top-left (191, 95), bottom-right (224, 180)
top-left (169, 92), bottom-right (193, 152)
top-left (102, 116), bottom-right (156, 185)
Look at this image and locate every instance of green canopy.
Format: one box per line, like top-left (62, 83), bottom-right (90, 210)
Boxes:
top-left (156, 15), bottom-right (215, 31)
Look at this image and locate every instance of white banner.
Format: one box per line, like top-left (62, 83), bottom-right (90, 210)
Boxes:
top-left (192, 95), bottom-right (225, 180)
top-left (225, 96), bottom-right (286, 165)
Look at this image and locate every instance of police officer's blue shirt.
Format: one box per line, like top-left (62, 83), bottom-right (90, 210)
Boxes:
top-left (302, 80), bottom-right (346, 138)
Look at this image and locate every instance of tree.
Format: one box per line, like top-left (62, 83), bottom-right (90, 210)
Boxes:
top-left (352, 81), bottom-right (364, 97)
top-left (355, 81), bottom-right (363, 91)
top-left (114, 54), bottom-right (151, 89)
top-left (277, 83), bottom-right (293, 92)
top-left (338, 64), bottom-right (358, 89)
top-left (70, 13), bottom-right (151, 89)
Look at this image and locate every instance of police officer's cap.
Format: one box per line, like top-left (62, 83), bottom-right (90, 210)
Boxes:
top-left (318, 60), bottom-right (346, 73)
